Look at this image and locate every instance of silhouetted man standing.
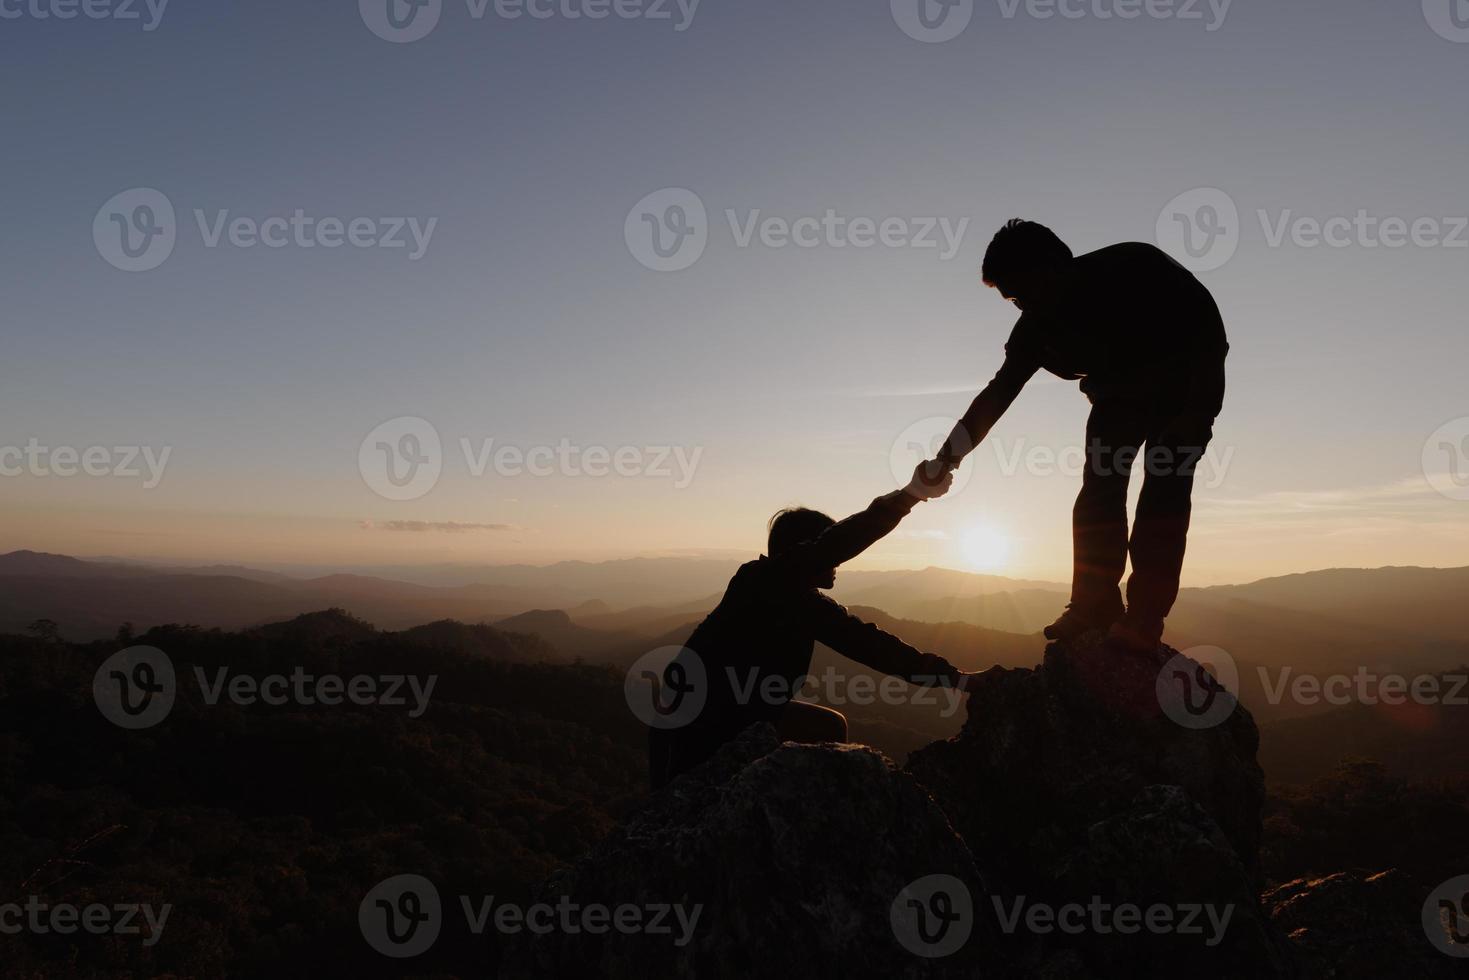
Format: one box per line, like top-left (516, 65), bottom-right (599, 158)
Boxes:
top-left (936, 220), bottom-right (1228, 651)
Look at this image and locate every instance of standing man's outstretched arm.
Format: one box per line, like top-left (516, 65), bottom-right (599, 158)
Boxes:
top-left (935, 347), bottom-right (1041, 470)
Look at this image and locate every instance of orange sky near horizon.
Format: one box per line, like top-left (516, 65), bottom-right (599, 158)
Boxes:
top-left (4, 463), bottom-right (1467, 587)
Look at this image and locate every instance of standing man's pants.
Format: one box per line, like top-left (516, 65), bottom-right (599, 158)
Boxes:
top-left (1071, 400), bottom-right (1216, 627)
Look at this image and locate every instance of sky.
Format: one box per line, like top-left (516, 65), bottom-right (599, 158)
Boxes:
top-left (1, 0), bottom-right (1468, 585)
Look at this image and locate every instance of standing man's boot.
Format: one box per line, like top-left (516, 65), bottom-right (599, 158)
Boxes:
top-left (1107, 614), bottom-right (1164, 653)
top-left (1044, 601), bottom-right (1124, 642)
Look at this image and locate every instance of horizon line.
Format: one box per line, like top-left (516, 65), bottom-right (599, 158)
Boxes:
top-left (10, 548), bottom-right (1468, 594)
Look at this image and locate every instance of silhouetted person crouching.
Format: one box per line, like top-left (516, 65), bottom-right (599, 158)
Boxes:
top-left (647, 463), bottom-right (978, 790)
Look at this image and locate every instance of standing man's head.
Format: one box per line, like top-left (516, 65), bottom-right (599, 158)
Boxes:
top-left (768, 507), bottom-right (838, 588)
top-left (981, 219), bottom-right (1073, 311)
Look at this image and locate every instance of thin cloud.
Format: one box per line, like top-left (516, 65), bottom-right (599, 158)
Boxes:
top-left (846, 375), bottom-right (1070, 399)
top-left (1196, 477), bottom-right (1469, 534)
top-left (360, 520), bottom-right (517, 533)
top-left (1205, 477), bottom-right (1438, 515)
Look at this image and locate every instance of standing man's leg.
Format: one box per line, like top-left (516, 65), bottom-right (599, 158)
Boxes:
top-left (1047, 401), bottom-right (1146, 640)
top-left (1121, 413), bottom-right (1215, 646)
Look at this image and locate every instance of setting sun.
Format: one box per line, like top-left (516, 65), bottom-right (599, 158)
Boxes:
top-left (960, 524), bottom-right (1013, 572)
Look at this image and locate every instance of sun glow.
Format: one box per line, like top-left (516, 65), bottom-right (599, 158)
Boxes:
top-left (960, 524), bottom-right (1013, 572)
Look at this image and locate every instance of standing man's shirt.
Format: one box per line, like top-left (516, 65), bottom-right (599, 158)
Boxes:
top-left (940, 243), bottom-right (1229, 464)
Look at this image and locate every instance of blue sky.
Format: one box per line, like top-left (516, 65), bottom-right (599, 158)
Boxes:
top-left (1, 0), bottom-right (1467, 583)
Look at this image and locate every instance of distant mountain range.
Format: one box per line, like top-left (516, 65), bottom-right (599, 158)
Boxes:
top-left (3, 549), bottom-right (1466, 784)
top-left (0, 550), bottom-right (527, 639)
top-left (4, 549), bottom-right (1466, 724)
top-left (93, 552), bottom-right (747, 605)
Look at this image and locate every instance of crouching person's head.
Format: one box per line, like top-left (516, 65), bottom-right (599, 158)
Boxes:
top-left (768, 507), bottom-right (837, 589)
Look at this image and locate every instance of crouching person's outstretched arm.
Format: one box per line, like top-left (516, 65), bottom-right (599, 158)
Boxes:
top-left (768, 461), bottom-right (955, 585)
top-left (804, 595), bottom-right (963, 690)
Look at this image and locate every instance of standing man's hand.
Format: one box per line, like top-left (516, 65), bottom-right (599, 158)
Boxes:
top-left (904, 459), bottom-right (955, 501)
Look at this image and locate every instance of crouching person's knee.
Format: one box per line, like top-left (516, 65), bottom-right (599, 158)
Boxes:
top-left (777, 701), bottom-right (849, 744)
